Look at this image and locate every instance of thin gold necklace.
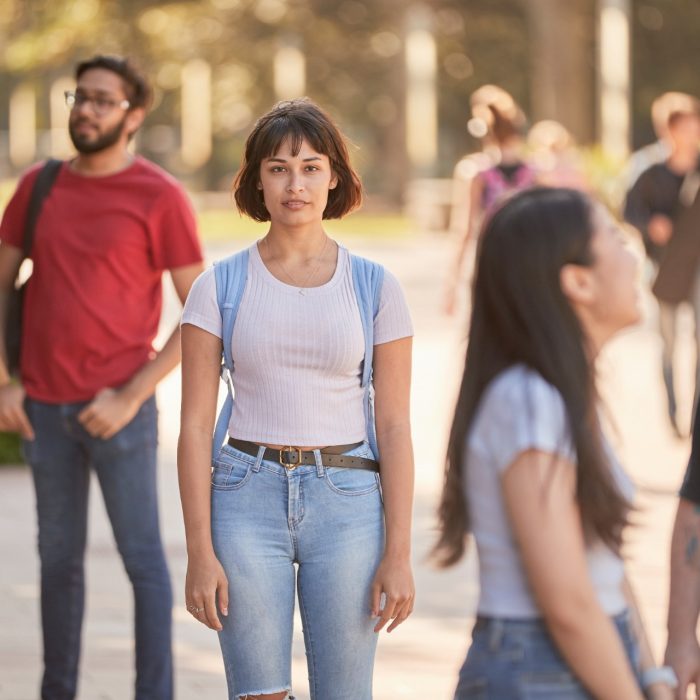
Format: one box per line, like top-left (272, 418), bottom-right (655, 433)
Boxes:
top-left (265, 235), bottom-right (330, 295)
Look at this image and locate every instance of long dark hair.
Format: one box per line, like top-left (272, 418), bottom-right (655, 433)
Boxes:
top-left (433, 187), bottom-right (631, 567)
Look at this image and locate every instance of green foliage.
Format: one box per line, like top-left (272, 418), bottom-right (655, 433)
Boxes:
top-left (0, 431), bottom-right (24, 465)
top-left (0, 0), bottom-right (531, 201)
top-left (578, 145), bottom-right (627, 212)
top-left (198, 209), bottom-right (411, 241)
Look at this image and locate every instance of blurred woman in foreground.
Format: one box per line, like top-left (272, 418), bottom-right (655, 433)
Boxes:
top-left (434, 187), bottom-right (676, 699)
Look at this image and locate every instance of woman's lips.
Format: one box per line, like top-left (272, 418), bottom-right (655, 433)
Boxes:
top-left (283, 200), bottom-right (308, 210)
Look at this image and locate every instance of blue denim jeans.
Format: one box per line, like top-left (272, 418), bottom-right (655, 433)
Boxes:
top-left (211, 440), bottom-right (385, 700)
top-left (23, 396), bottom-right (172, 700)
top-left (454, 610), bottom-right (641, 698)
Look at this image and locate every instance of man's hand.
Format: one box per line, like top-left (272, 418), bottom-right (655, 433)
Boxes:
top-left (649, 214), bottom-right (674, 245)
top-left (0, 382), bottom-right (34, 439)
top-left (77, 387), bottom-right (142, 440)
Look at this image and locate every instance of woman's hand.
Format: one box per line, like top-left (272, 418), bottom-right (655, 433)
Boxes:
top-left (185, 551), bottom-right (229, 631)
top-left (370, 554), bottom-right (415, 633)
top-left (645, 681), bottom-right (676, 700)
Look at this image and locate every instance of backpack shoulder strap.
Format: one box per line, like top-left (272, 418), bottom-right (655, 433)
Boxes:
top-left (24, 159), bottom-right (62, 258)
top-left (350, 254), bottom-right (385, 459)
top-left (211, 248), bottom-right (250, 460)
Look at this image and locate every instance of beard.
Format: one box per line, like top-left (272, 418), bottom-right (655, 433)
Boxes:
top-left (69, 114), bottom-right (128, 154)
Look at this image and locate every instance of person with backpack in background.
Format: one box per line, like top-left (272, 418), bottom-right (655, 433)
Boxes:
top-left (443, 85), bottom-right (537, 316)
top-left (177, 98), bottom-right (415, 700)
top-left (0, 55), bottom-right (204, 700)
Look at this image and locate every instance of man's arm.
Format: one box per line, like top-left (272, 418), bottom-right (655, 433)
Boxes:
top-left (0, 243), bottom-right (34, 438)
top-left (666, 498), bottom-right (700, 699)
top-left (77, 261), bottom-right (204, 439)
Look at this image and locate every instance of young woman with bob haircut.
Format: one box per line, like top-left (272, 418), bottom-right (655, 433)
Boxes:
top-left (178, 98), bottom-right (415, 700)
top-left (434, 187), bottom-right (676, 699)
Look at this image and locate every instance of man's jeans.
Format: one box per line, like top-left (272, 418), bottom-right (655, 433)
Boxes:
top-left (658, 266), bottom-right (700, 429)
top-left (22, 396), bottom-right (173, 700)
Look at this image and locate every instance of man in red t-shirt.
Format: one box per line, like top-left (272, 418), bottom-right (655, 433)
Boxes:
top-left (0, 56), bottom-right (203, 700)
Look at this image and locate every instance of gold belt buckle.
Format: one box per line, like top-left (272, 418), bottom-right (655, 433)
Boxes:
top-left (279, 446), bottom-right (302, 470)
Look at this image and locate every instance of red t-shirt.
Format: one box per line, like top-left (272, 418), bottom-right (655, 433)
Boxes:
top-left (0, 157), bottom-right (203, 403)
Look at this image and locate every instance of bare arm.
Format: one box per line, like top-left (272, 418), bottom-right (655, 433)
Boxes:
top-left (177, 322), bottom-right (228, 631)
top-left (77, 261), bottom-right (204, 439)
top-left (503, 449), bottom-right (644, 699)
top-left (666, 498), bottom-right (700, 699)
top-left (444, 173), bottom-right (483, 315)
top-left (624, 577), bottom-right (674, 700)
top-left (370, 336), bottom-right (415, 633)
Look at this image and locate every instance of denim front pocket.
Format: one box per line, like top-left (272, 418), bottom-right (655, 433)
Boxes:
top-left (211, 445), bottom-right (254, 490)
top-left (519, 671), bottom-right (588, 699)
top-left (324, 468), bottom-right (379, 496)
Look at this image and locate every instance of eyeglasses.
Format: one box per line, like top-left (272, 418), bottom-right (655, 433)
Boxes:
top-left (64, 90), bottom-right (130, 116)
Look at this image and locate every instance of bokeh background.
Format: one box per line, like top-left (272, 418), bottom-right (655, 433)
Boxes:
top-left (1, 0), bottom-right (700, 217)
top-left (2, 2), bottom-right (700, 698)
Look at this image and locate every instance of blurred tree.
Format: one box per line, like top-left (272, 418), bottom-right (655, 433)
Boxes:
top-left (2, 0), bottom-right (697, 204)
top-left (0, 0), bottom-right (531, 202)
top-left (522, 0), bottom-right (595, 144)
top-left (631, 0), bottom-right (700, 148)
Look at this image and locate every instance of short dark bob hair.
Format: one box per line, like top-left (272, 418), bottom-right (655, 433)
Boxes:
top-left (76, 55), bottom-right (152, 111)
top-left (234, 98), bottom-right (363, 222)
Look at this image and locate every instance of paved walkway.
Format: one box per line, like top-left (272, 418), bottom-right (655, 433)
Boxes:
top-left (0, 233), bottom-right (692, 699)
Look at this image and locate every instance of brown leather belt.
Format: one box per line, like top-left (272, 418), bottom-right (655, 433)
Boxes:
top-left (227, 438), bottom-right (380, 472)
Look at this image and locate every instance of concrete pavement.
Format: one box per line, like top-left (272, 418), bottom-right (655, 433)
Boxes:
top-left (0, 232), bottom-right (691, 699)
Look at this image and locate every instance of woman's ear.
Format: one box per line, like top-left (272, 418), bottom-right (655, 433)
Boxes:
top-left (560, 263), bottom-right (595, 306)
top-left (329, 171), bottom-right (338, 190)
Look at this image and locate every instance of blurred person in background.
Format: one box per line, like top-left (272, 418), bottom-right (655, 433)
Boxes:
top-left (444, 85), bottom-right (536, 315)
top-left (625, 92), bottom-right (689, 190)
top-left (528, 119), bottom-right (589, 191)
top-left (624, 94), bottom-right (700, 437)
top-left (178, 98), bottom-right (415, 700)
top-left (434, 187), bottom-right (676, 699)
top-left (0, 55), bottom-right (203, 700)
top-left (666, 395), bottom-right (700, 699)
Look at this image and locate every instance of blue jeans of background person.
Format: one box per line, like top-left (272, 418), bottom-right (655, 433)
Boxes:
top-left (22, 396), bottom-right (172, 700)
top-left (454, 610), bottom-right (641, 698)
top-left (211, 440), bottom-right (385, 700)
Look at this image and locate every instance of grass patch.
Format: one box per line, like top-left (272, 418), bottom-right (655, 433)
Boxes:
top-left (0, 432), bottom-right (23, 465)
top-left (1, 174), bottom-right (412, 243)
top-left (197, 210), bottom-right (412, 243)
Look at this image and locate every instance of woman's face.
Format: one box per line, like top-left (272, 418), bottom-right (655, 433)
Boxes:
top-left (258, 137), bottom-right (337, 227)
top-left (585, 205), bottom-right (642, 338)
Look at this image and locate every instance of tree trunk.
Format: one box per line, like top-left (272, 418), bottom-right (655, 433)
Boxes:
top-left (522, 0), bottom-right (596, 144)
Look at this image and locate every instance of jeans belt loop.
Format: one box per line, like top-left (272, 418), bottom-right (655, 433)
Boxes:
top-left (488, 618), bottom-right (504, 652)
top-left (313, 448), bottom-right (324, 477)
top-left (253, 445), bottom-right (265, 472)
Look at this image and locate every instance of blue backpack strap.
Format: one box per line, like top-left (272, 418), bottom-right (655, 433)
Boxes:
top-left (211, 248), bottom-right (250, 461)
top-left (350, 254), bottom-right (385, 460)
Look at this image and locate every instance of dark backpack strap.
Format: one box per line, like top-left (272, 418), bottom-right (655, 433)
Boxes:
top-left (22, 159), bottom-right (62, 259)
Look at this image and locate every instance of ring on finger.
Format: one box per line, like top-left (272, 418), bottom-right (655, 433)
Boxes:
top-left (187, 604), bottom-right (205, 613)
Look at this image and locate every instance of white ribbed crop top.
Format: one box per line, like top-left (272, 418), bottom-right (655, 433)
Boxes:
top-left (182, 242), bottom-right (413, 445)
